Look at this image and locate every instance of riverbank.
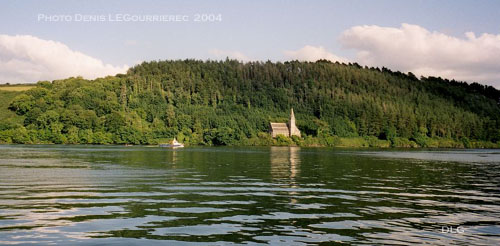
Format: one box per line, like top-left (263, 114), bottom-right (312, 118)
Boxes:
top-left (1, 135), bottom-right (498, 149)
top-left (243, 135), bottom-right (500, 148)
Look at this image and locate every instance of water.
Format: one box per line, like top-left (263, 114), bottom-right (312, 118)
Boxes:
top-left (0, 145), bottom-right (499, 245)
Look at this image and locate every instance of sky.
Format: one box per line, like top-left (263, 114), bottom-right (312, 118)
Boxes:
top-left (1, 0), bottom-right (500, 87)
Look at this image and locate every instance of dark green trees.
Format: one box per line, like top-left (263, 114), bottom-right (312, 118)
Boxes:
top-left (1, 59), bottom-right (499, 147)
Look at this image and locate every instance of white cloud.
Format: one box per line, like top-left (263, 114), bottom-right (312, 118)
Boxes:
top-left (283, 45), bottom-right (348, 63)
top-left (208, 49), bottom-right (250, 61)
top-left (0, 34), bottom-right (128, 84)
top-left (340, 23), bottom-right (500, 87)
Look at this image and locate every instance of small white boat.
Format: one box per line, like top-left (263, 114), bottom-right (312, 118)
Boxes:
top-left (159, 138), bottom-right (184, 148)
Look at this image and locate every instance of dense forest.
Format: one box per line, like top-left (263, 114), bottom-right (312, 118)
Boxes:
top-left (1, 59), bottom-right (499, 148)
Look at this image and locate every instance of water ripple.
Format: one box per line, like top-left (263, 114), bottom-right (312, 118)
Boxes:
top-left (0, 146), bottom-right (499, 245)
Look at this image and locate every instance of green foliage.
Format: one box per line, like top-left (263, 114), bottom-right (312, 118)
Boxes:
top-left (331, 117), bottom-right (358, 137)
top-left (0, 91), bottom-right (24, 129)
top-left (364, 136), bottom-right (391, 148)
top-left (412, 134), bottom-right (432, 148)
top-left (274, 135), bottom-right (293, 146)
top-left (9, 94), bottom-right (34, 115)
top-left (460, 137), bottom-right (471, 148)
top-left (337, 137), bottom-right (370, 148)
top-left (247, 132), bottom-right (274, 146)
top-left (436, 138), bottom-right (464, 148)
top-left (0, 60), bottom-right (499, 147)
top-left (318, 135), bottom-right (340, 147)
top-left (382, 126), bottom-right (397, 141)
top-left (212, 127), bottom-right (237, 146)
top-left (291, 135), bottom-right (303, 146)
top-left (392, 137), bottom-right (418, 148)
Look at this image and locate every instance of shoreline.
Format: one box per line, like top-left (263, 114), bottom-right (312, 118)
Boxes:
top-left (1, 142), bottom-right (498, 149)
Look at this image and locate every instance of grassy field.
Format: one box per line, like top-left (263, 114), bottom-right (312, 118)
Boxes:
top-left (0, 84), bottom-right (36, 91)
top-left (0, 90), bottom-right (24, 125)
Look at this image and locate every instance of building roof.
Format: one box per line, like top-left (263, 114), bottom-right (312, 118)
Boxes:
top-left (270, 122), bottom-right (288, 130)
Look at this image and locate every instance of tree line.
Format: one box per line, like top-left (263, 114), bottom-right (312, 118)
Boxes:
top-left (0, 59), bottom-right (499, 147)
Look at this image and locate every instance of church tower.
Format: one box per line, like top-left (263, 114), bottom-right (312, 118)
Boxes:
top-left (289, 108), bottom-right (301, 137)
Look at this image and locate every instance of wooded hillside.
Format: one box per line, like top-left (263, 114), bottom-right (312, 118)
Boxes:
top-left (1, 59), bottom-right (499, 147)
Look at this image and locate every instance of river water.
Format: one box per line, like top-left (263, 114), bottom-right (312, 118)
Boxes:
top-left (0, 145), bottom-right (499, 245)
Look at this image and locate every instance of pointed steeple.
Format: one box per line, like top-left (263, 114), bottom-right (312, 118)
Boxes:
top-left (289, 108), bottom-right (301, 137)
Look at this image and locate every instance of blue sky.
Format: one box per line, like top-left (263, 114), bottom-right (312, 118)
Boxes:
top-left (1, 0), bottom-right (500, 86)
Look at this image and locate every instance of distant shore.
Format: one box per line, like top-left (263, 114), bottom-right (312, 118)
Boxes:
top-left (1, 135), bottom-right (498, 149)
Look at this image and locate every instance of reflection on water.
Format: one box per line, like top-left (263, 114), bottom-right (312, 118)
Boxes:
top-left (0, 145), bottom-right (499, 245)
top-left (270, 147), bottom-right (301, 204)
top-left (270, 146), bottom-right (300, 180)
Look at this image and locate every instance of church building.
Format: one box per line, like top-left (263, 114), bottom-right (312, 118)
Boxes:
top-left (269, 108), bottom-right (301, 138)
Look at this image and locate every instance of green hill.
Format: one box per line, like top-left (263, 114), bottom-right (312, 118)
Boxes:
top-left (0, 90), bottom-right (24, 126)
top-left (1, 59), bottom-right (499, 148)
